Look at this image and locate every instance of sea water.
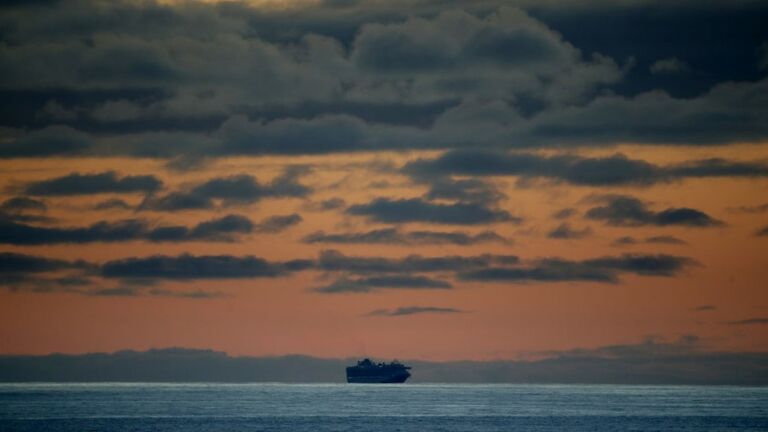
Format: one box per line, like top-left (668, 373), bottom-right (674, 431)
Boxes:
top-left (1, 383), bottom-right (766, 431)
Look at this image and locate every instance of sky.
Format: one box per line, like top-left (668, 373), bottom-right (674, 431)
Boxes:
top-left (0, 0), bottom-right (767, 362)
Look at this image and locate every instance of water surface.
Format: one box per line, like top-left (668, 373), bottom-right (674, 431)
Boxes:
top-left (1, 383), bottom-right (766, 431)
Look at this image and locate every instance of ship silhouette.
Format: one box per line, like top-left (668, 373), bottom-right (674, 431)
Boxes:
top-left (346, 358), bottom-right (411, 383)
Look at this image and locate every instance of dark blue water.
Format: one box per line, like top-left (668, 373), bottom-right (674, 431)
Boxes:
top-left (1, 383), bottom-right (766, 431)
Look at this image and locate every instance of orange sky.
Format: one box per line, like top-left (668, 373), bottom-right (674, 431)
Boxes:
top-left (1, 145), bottom-right (767, 361)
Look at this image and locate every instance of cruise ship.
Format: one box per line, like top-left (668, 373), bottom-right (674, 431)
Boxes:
top-left (346, 358), bottom-right (411, 383)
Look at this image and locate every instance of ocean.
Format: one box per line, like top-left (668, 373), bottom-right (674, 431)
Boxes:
top-left (1, 383), bottom-right (766, 431)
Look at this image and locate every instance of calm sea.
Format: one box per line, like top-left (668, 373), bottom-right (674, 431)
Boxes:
top-left (1, 383), bottom-right (766, 431)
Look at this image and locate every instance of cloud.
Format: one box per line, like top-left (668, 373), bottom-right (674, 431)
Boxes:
top-left (459, 254), bottom-right (696, 284)
top-left (253, 213), bottom-right (302, 233)
top-left (585, 195), bottom-right (724, 227)
top-left (317, 249), bottom-right (519, 274)
top-left (147, 215), bottom-right (254, 243)
top-left (755, 225), bottom-right (768, 237)
top-left (613, 235), bottom-right (687, 246)
top-left (139, 191), bottom-right (214, 212)
top-left (727, 318), bottom-right (768, 325)
top-left (552, 208), bottom-right (576, 219)
top-left (404, 150), bottom-right (768, 187)
top-left (101, 253), bottom-right (311, 280)
top-left (0, 252), bottom-right (85, 275)
top-left (23, 171), bottom-right (162, 196)
top-left (304, 227), bottom-right (508, 245)
top-left (0, 196), bottom-right (46, 213)
top-left (646, 235), bottom-right (687, 245)
top-left (0, 1), bottom-right (766, 160)
top-left (347, 197), bottom-right (519, 225)
top-left (547, 222), bottom-right (592, 239)
top-left (649, 57), bottom-right (689, 74)
top-left (0, 125), bottom-right (92, 158)
top-left (0, 196), bottom-right (50, 222)
top-left (93, 198), bottom-right (132, 210)
top-left (0, 252), bottom-right (93, 293)
top-left (140, 167), bottom-right (310, 211)
top-left (0, 218), bottom-right (146, 245)
top-left (694, 305), bottom-right (716, 312)
top-left (423, 177), bottom-right (505, 205)
top-left (727, 203), bottom-right (768, 213)
top-left (367, 306), bottom-right (463, 316)
top-left (304, 198), bottom-right (346, 211)
top-left (314, 275), bottom-right (452, 293)
top-left (0, 214), bottom-right (257, 245)
top-left (86, 286), bottom-right (224, 299)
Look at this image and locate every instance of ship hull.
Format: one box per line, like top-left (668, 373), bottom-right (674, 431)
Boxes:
top-left (346, 372), bottom-right (410, 384)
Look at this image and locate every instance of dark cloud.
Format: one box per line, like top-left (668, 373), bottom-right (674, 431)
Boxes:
top-left (0, 214), bottom-right (256, 245)
top-left (552, 208), bottom-right (576, 219)
top-left (317, 249), bottom-right (519, 274)
top-left (147, 215), bottom-right (254, 243)
top-left (0, 125), bottom-right (92, 158)
top-left (404, 150), bottom-right (768, 187)
top-left (727, 318), bottom-right (768, 326)
top-left (649, 58), bottom-right (689, 75)
top-left (423, 177), bottom-right (505, 205)
top-left (367, 306), bottom-right (463, 316)
top-left (727, 203), bottom-right (768, 213)
top-left (0, 252), bottom-right (93, 293)
top-left (585, 195), bottom-right (724, 227)
top-left (0, 252), bottom-right (85, 275)
top-left (0, 218), bottom-right (146, 245)
top-left (347, 197), bottom-right (519, 225)
top-left (694, 305), bottom-right (716, 312)
top-left (755, 225), bottom-right (768, 237)
top-left (613, 235), bottom-right (687, 246)
top-left (93, 198), bottom-right (132, 210)
top-left (547, 222), bottom-right (591, 239)
top-left (304, 227), bottom-right (508, 245)
top-left (612, 236), bottom-right (638, 246)
top-left (646, 235), bottom-right (687, 245)
top-left (0, 196), bottom-right (50, 222)
top-left (304, 198), bottom-right (346, 211)
top-left (86, 286), bottom-right (224, 299)
top-left (139, 191), bottom-right (214, 212)
top-left (23, 171), bottom-right (162, 196)
top-left (140, 167), bottom-right (310, 211)
top-left (314, 275), bottom-right (452, 293)
top-left (459, 254), bottom-right (696, 284)
top-left (0, 196), bottom-right (46, 213)
top-left (0, 1), bottom-right (766, 159)
top-left (254, 214), bottom-right (303, 233)
top-left (100, 254), bottom-right (311, 280)
top-left (192, 167), bottom-right (310, 204)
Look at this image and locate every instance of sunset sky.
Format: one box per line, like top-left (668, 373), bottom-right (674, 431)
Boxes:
top-left (1, 0), bottom-right (767, 362)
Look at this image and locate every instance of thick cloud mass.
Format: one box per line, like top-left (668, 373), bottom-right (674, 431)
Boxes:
top-left (0, 1), bottom-right (765, 158)
top-left (404, 150), bottom-right (768, 187)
